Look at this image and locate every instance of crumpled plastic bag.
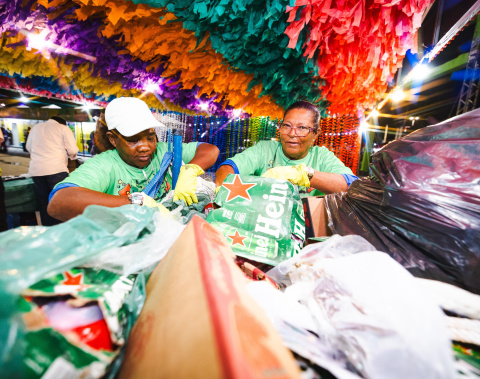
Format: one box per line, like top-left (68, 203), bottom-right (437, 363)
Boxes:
top-left (250, 235), bottom-right (456, 378)
top-left (161, 193), bottom-right (213, 223)
top-left (162, 176), bottom-right (217, 204)
top-left (160, 176), bottom-right (216, 223)
top-left (84, 212), bottom-right (186, 276)
top-left (268, 234), bottom-right (376, 288)
top-left (0, 205), bottom-right (157, 297)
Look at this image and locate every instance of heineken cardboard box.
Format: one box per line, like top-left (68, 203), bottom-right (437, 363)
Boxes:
top-left (302, 196), bottom-right (332, 243)
top-left (207, 174), bottom-right (305, 266)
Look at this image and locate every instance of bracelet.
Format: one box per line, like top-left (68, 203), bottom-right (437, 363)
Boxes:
top-left (305, 166), bottom-right (315, 180)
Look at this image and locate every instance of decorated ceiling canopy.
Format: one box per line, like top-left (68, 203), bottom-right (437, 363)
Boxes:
top-left (0, 0), bottom-right (431, 117)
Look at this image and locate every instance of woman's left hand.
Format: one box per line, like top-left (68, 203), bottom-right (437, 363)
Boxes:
top-left (261, 163), bottom-right (310, 187)
top-left (173, 164), bottom-right (205, 205)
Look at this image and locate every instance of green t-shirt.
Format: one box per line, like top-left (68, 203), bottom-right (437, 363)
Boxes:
top-left (55, 142), bottom-right (198, 200)
top-left (226, 141), bottom-right (354, 197)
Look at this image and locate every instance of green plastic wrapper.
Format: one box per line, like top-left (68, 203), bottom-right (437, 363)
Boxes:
top-left (20, 268), bottom-right (145, 379)
top-left (0, 205), bottom-right (156, 378)
top-left (161, 193), bottom-right (212, 223)
top-left (207, 174), bottom-right (305, 266)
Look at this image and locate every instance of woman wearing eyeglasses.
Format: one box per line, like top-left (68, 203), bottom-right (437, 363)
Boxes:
top-left (214, 100), bottom-right (357, 196)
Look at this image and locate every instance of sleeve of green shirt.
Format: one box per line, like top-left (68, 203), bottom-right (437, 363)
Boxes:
top-left (317, 147), bottom-right (354, 175)
top-left (55, 154), bottom-right (112, 193)
top-left (182, 142), bottom-right (201, 164)
top-left (228, 141), bottom-right (271, 176)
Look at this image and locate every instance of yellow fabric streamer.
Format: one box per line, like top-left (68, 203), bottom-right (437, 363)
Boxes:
top-left (0, 34), bottom-right (193, 113)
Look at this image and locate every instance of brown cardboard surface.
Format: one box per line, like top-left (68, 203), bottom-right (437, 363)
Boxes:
top-left (304, 196), bottom-right (332, 241)
top-left (119, 215), bottom-right (301, 379)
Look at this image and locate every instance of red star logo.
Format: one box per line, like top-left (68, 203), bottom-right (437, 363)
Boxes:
top-left (222, 175), bottom-right (256, 202)
top-left (62, 271), bottom-right (83, 286)
top-left (227, 230), bottom-right (247, 246)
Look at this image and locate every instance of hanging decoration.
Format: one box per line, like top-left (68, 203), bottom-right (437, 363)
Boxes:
top-left (317, 116), bottom-right (361, 173)
top-left (285, 0), bottom-right (433, 114)
top-left (0, 0), bottom-right (429, 116)
top-left (0, 0), bottom-right (428, 167)
top-left (0, 0), bottom-right (284, 117)
top-left (135, 0), bottom-right (328, 112)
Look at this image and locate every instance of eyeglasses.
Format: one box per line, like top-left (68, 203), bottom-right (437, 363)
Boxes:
top-left (278, 123), bottom-right (316, 137)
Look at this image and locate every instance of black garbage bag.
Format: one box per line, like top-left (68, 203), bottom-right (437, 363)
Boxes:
top-left (325, 109), bottom-right (480, 294)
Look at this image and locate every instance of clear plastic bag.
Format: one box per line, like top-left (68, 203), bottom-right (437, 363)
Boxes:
top-left (268, 234), bottom-right (376, 288)
top-left (85, 212), bottom-right (186, 276)
top-left (255, 240), bottom-right (456, 378)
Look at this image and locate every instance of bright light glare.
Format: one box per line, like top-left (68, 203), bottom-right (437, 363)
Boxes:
top-left (144, 82), bottom-right (159, 93)
top-left (412, 63), bottom-right (430, 80)
top-left (371, 109), bottom-right (379, 117)
top-left (391, 89), bottom-right (405, 102)
top-left (199, 102), bottom-right (209, 111)
top-left (359, 121), bottom-right (369, 133)
top-left (82, 103), bottom-right (92, 111)
top-left (27, 30), bottom-right (52, 51)
top-left (41, 104), bottom-right (61, 109)
top-left (19, 96), bottom-right (29, 103)
top-left (232, 109), bottom-right (242, 118)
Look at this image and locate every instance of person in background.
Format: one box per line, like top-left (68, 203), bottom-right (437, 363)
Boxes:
top-left (0, 131), bottom-right (7, 231)
top-left (26, 116), bottom-right (79, 226)
top-left (215, 100), bottom-right (358, 196)
top-left (0, 126), bottom-right (7, 152)
top-left (88, 130), bottom-right (96, 156)
top-left (48, 97), bottom-right (219, 222)
top-left (23, 126), bottom-right (31, 152)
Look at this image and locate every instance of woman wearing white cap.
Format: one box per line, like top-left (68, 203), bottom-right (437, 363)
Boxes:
top-left (48, 97), bottom-right (219, 221)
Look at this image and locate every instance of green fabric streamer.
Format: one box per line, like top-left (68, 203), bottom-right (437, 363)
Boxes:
top-left (130, 0), bottom-right (329, 114)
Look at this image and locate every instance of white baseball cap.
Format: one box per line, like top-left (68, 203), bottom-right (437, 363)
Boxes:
top-left (105, 97), bottom-right (164, 137)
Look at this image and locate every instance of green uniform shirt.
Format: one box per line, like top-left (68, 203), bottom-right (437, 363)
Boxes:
top-left (225, 141), bottom-right (354, 197)
top-left (54, 142), bottom-right (198, 200)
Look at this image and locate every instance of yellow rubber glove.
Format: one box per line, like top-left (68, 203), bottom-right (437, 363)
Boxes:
top-left (261, 163), bottom-right (311, 187)
top-left (173, 164), bottom-right (204, 206)
top-left (141, 193), bottom-right (170, 216)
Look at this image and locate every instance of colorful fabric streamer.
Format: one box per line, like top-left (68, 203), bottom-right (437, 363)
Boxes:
top-left (285, 0), bottom-right (432, 114)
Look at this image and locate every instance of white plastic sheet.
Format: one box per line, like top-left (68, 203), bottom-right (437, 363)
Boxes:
top-left (249, 235), bottom-right (456, 378)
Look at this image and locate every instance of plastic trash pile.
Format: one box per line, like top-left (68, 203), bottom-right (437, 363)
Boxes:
top-left (247, 235), bottom-right (460, 378)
